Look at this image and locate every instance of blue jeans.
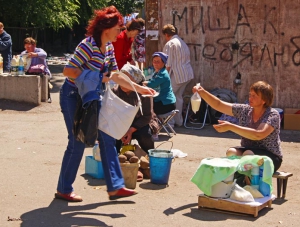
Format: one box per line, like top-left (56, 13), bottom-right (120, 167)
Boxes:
top-left (57, 80), bottom-right (124, 194)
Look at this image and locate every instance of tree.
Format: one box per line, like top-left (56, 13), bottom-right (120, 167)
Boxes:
top-left (0, 0), bottom-right (80, 30)
top-left (108, 0), bottom-right (144, 15)
top-left (0, 0), bottom-right (144, 30)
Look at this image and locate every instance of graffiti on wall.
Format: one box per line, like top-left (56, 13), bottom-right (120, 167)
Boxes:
top-left (171, 4), bottom-right (300, 68)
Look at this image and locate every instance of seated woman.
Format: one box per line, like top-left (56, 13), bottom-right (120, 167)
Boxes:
top-left (21, 37), bottom-right (52, 103)
top-left (113, 64), bottom-right (160, 154)
top-left (193, 81), bottom-right (283, 173)
top-left (143, 52), bottom-right (176, 119)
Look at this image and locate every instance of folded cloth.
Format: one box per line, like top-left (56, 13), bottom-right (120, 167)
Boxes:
top-left (236, 155), bottom-right (274, 193)
top-left (191, 155), bottom-right (274, 196)
top-left (191, 156), bottom-right (240, 196)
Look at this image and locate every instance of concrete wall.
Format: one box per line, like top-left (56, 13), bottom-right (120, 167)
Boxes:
top-left (157, 0), bottom-right (300, 108)
top-left (0, 75), bottom-right (42, 105)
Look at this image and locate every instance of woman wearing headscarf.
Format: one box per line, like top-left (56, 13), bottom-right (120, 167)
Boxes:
top-left (113, 64), bottom-right (159, 154)
top-left (143, 52), bottom-right (176, 116)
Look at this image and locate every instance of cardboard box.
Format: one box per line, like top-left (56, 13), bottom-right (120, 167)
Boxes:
top-left (284, 108), bottom-right (300, 130)
top-left (85, 156), bottom-right (104, 179)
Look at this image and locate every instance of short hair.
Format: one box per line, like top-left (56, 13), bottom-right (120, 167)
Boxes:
top-left (24, 37), bottom-right (36, 45)
top-left (0, 22), bottom-right (4, 29)
top-left (136, 18), bottom-right (145, 27)
top-left (126, 19), bottom-right (143, 31)
top-left (250, 81), bottom-right (274, 108)
top-left (162, 24), bottom-right (177, 36)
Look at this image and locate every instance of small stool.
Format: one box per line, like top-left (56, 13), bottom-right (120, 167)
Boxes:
top-left (272, 171), bottom-right (293, 199)
top-left (183, 96), bottom-right (210, 130)
top-left (157, 110), bottom-right (179, 137)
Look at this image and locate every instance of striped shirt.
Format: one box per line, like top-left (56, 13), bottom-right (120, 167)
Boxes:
top-left (67, 36), bottom-right (118, 82)
top-left (163, 35), bottom-right (194, 84)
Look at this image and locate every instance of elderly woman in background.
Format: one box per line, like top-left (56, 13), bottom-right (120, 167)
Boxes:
top-left (143, 52), bottom-right (176, 120)
top-left (113, 64), bottom-right (159, 154)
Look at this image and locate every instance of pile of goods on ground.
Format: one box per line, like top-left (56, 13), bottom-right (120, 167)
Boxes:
top-left (118, 144), bottom-right (150, 179)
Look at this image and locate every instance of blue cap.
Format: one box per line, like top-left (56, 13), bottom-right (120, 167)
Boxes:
top-left (152, 52), bottom-right (168, 64)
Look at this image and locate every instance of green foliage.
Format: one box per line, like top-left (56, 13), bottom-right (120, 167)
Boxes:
top-left (0, 0), bottom-right (144, 30)
top-left (107, 0), bottom-right (142, 15)
top-left (0, 0), bottom-right (80, 30)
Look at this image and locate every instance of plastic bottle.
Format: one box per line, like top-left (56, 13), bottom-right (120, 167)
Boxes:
top-left (259, 165), bottom-right (271, 196)
top-left (250, 166), bottom-right (260, 190)
top-left (92, 141), bottom-right (101, 161)
top-left (18, 55), bottom-right (24, 75)
top-left (10, 55), bottom-right (18, 76)
top-left (0, 54), bottom-right (3, 74)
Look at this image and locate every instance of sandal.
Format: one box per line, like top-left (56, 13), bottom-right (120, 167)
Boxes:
top-left (137, 170), bottom-right (143, 182)
top-left (109, 188), bottom-right (138, 201)
top-left (55, 192), bottom-right (83, 202)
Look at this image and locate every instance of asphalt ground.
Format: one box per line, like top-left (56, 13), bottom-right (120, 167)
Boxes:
top-left (1, 72), bottom-right (300, 227)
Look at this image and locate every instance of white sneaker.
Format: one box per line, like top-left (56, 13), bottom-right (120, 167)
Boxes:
top-left (152, 134), bottom-right (159, 141)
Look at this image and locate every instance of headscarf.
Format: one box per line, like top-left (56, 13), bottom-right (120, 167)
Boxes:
top-left (152, 52), bottom-right (168, 64)
top-left (120, 64), bottom-right (145, 84)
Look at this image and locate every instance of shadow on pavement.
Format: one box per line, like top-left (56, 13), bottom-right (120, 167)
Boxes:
top-left (163, 203), bottom-right (272, 221)
top-left (184, 206), bottom-right (273, 221)
top-left (0, 99), bottom-right (37, 111)
top-left (20, 199), bottom-right (134, 227)
top-left (81, 174), bottom-right (106, 187)
top-left (138, 181), bottom-right (169, 190)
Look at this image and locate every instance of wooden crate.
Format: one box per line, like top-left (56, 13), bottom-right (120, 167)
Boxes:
top-left (198, 194), bottom-right (272, 217)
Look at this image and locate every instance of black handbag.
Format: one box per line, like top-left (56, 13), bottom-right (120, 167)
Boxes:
top-left (73, 94), bottom-right (98, 147)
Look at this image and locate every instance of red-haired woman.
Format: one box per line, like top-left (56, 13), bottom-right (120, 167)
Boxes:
top-left (56, 6), bottom-right (154, 202)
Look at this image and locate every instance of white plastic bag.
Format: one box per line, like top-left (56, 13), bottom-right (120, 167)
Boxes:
top-left (230, 184), bottom-right (255, 202)
top-left (191, 83), bottom-right (201, 114)
top-left (171, 149), bottom-right (188, 158)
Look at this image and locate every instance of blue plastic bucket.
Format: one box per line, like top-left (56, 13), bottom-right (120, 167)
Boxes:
top-left (149, 142), bottom-right (174, 184)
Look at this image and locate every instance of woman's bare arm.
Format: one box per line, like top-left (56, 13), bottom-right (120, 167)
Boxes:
top-left (193, 85), bottom-right (233, 116)
top-left (214, 120), bottom-right (274, 140)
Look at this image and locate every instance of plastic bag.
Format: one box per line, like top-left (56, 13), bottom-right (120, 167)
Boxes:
top-left (92, 141), bottom-right (101, 161)
top-left (191, 83), bottom-right (201, 114)
top-left (230, 184), bottom-right (255, 202)
top-left (171, 149), bottom-right (187, 158)
top-left (243, 185), bottom-right (264, 198)
top-left (72, 95), bottom-right (98, 147)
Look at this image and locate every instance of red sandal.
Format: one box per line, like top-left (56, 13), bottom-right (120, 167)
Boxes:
top-left (55, 192), bottom-right (83, 202)
top-left (109, 188), bottom-right (138, 200)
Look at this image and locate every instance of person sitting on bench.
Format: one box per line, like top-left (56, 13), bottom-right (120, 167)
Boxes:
top-left (21, 37), bottom-right (52, 103)
top-left (193, 81), bottom-right (283, 173)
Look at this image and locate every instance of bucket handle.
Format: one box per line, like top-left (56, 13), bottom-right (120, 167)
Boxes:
top-left (154, 141), bottom-right (173, 151)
